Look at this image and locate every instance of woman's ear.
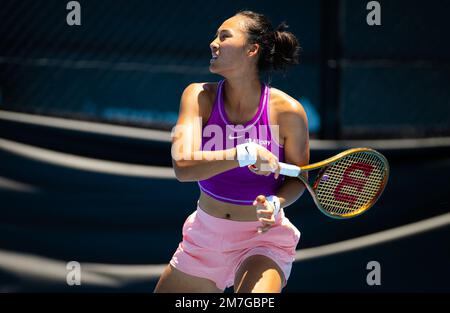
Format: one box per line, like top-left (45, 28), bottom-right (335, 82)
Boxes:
top-left (247, 43), bottom-right (260, 57)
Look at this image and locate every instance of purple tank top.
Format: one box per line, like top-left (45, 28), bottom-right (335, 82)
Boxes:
top-left (198, 80), bottom-right (285, 205)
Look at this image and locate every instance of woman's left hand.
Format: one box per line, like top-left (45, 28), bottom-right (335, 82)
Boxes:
top-left (247, 145), bottom-right (281, 179)
top-left (253, 195), bottom-right (276, 233)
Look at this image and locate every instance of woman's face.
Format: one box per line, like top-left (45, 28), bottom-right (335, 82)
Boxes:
top-left (209, 15), bottom-right (258, 76)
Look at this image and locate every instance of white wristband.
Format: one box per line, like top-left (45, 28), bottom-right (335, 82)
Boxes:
top-left (236, 142), bottom-right (257, 167)
top-left (266, 195), bottom-right (281, 218)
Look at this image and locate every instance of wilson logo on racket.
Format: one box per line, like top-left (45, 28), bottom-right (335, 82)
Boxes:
top-left (333, 162), bottom-right (375, 208)
top-left (272, 148), bottom-right (389, 219)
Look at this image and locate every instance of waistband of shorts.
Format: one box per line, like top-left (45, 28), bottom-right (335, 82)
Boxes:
top-left (196, 200), bottom-right (284, 232)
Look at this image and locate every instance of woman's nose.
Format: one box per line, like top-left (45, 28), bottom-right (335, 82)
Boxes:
top-left (210, 40), bottom-right (219, 51)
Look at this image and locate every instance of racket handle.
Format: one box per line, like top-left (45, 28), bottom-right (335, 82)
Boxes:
top-left (278, 162), bottom-right (301, 177)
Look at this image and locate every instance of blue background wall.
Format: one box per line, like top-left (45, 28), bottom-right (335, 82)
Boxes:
top-left (1, 0), bottom-right (448, 137)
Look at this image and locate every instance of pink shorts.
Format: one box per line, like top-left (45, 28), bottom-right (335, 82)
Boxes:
top-left (169, 202), bottom-right (301, 290)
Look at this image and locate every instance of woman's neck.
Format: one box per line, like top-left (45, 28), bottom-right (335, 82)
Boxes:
top-left (222, 76), bottom-right (261, 114)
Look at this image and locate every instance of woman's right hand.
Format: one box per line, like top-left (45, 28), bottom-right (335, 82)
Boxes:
top-left (249, 145), bottom-right (281, 179)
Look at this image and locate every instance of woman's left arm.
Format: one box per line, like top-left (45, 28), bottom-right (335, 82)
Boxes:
top-left (253, 99), bottom-right (310, 233)
top-left (275, 101), bottom-right (310, 209)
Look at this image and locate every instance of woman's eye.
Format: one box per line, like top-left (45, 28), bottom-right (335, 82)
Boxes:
top-left (212, 33), bottom-right (230, 41)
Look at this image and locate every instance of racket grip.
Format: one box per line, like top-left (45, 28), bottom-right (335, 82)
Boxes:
top-left (278, 162), bottom-right (301, 177)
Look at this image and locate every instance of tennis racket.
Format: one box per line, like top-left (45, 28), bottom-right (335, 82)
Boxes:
top-left (274, 147), bottom-right (389, 219)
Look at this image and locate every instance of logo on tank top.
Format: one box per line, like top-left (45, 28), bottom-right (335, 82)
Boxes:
top-left (228, 134), bottom-right (270, 147)
top-left (245, 137), bottom-right (271, 147)
top-left (228, 134), bottom-right (244, 140)
top-left (171, 117), bottom-right (281, 161)
top-left (223, 124), bottom-right (276, 154)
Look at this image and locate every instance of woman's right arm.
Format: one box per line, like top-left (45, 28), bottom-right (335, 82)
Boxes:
top-left (171, 83), bottom-right (280, 182)
top-left (171, 83), bottom-right (240, 182)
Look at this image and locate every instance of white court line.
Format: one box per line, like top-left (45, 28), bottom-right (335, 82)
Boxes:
top-left (295, 212), bottom-right (450, 261)
top-left (0, 138), bottom-right (175, 179)
top-left (0, 249), bottom-right (123, 287)
top-left (0, 212), bottom-right (448, 286)
top-left (2, 110), bottom-right (450, 149)
top-left (0, 176), bottom-right (39, 193)
top-left (0, 110), bottom-right (172, 142)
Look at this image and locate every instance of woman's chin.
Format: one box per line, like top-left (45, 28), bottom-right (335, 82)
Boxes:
top-left (208, 65), bottom-right (219, 74)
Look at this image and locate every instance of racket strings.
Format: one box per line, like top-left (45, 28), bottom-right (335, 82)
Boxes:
top-left (320, 154), bottom-right (383, 215)
top-left (318, 153), bottom-right (385, 215)
top-left (315, 152), bottom-right (387, 216)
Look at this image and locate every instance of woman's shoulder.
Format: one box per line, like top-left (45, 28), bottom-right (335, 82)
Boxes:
top-left (269, 86), bottom-right (307, 123)
top-left (182, 82), bottom-right (218, 104)
top-left (181, 82), bottom-right (220, 123)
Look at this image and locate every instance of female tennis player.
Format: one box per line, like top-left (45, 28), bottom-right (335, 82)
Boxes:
top-left (154, 10), bottom-right (309, 293)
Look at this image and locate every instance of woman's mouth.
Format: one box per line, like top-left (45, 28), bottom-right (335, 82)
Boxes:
top-left (210, 55), bottom-right (218, 63)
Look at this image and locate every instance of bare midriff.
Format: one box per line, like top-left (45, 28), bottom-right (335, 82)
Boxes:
top-left (198, 191), bottom-right (259, 221)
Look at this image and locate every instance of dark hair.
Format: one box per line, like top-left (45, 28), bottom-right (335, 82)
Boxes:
top-left (236, 10), bottom-right (301, 73)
